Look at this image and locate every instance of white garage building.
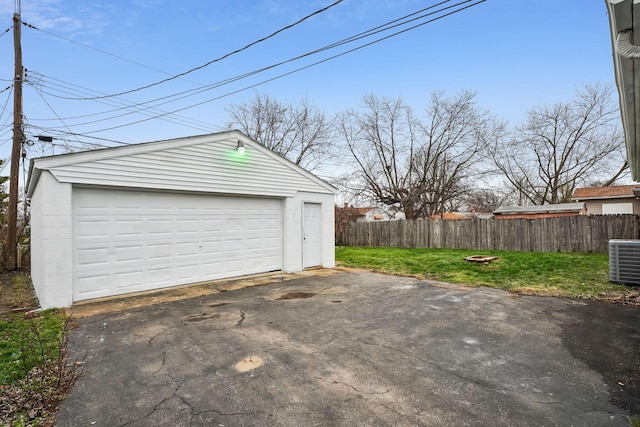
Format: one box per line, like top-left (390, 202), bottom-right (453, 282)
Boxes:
top-left (26, 131), bottom-right (336, 308)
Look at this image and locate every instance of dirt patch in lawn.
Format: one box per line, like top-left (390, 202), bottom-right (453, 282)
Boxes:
top-left (0, 271), bottom-right (38, 320)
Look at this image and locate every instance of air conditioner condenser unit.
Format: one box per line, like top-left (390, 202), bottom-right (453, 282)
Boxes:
top-left (609, 239), bottom-right (640, 286)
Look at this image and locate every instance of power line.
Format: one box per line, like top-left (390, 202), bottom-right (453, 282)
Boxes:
top-left (32, 84), bottom-right (83, 146)
top-left (21, 22), bottom-right (201, 86)
top-left (38, 0), bottom-right (345, 101)
top-left (19, 0), bottom-right (486, 139)
top-left (25, 70), bottom-right (218, 133)
top-left (74, 0), bottom-right (487, 135)
top-left (35, 0), bottom-right (476, 127)
top-left (0, 85), bottom-right (13, 123)
top-left (23, 124), bottom-right (129, 146)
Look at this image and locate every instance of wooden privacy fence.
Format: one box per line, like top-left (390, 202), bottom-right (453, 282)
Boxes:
top-left (340, 215), bottom-right (640, 254)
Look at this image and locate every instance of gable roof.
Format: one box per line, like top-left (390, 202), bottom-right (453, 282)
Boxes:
top-left (572, 184), bottom-right (640, 200)
top-left (26, 130), bottom-right (337, 198)
top-left (494, 203), bottom-right (585, 215)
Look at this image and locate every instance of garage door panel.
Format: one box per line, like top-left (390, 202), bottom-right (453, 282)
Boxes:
top-left (114, 245), bottom-right (144, 262)
top-left (76, 220), bottom-right (109, 238)
top-left (76, 275), bottom-right (110, 297)
top-left (77, 248), bottom-right (111, 267)
top-left (114, 271), bottom-right (145, 288)
top-left (176, 240), bottom-right (199, 255)
top-left (73, 188), bottom-right (282, 301)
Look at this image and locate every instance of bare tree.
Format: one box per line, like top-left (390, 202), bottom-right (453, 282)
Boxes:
top-left (224, 93), bottom-right (334, 172)
top-left (338, 91), bottom-right (500, 219)
top-left (490, 83), bottom-right (628, 205)
top-left (462, 188), bottom-right (507, 213)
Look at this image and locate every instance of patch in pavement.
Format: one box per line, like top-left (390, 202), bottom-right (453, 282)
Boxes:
top-left (234, 356), bottom-right (264, 372)
top-left (275, 292), bottom-right (317, 300)
top-left (185, 313), bottom-right (221, 322)
top-left (208, 302), bottom-right (231, 308)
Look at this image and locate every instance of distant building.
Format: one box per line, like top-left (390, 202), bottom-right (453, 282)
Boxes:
top-left (428, 212), bottom-right (470, 220)
top-left (493, 203), bottom-right (586, 219)
top-left (334, 204), bottom-right (404, 245)
top-left (572, 185), bottom-right (640, 215)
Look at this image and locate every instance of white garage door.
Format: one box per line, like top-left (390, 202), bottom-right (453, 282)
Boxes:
top-left (72, 188), bottom-right (283, 301)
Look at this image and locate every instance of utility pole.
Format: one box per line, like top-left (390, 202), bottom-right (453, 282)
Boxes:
top-left (7, 9), bottom-right (23, 270)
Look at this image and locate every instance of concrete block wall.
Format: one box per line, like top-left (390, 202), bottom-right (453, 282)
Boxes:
top-left (30, 171), bottom-right (73, 308)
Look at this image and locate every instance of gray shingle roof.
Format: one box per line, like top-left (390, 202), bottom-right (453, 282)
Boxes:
top-left (493, 203), bottom-right (584, 215)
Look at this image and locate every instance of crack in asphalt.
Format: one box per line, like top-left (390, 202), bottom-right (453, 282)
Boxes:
top-left (236, 309), bottom-right (246, 326)
top-left (147, 326), bottom-right (179, 346)
top-left (151, 350), bottom-right (168, 375)
top-left (331, 380), bottom-right (391, 395)
top-left (231, 329), bottom-right (250, 340)
top-left (117, 382), bottom-right (183, 427)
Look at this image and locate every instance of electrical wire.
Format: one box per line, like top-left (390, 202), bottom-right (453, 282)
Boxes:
top-left (32, 85), bottom-right (83, 147)
top-left (0, 27), bottom-right (10, 38)
top-left (23, 124), bottom-right (126, 147)
top-left (25, 71), bottom-right (218, 133)
top-left (0, 86), bottom-right (13, 124)
top-left (55, 0), bottom-right (488, 135)
top-left (18, 0), bottom-right (486, 141)
top-left (40, 0), bottom-right (454, 106)
top-left (28, 0), bottom-right (345, 101)
top-left (31, 0), bottom-right (478, 131)
top-left (21, 22), bottom-right (202, 88)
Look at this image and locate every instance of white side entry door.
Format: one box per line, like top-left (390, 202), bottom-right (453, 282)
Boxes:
top-left (303, 202), bottom-right (322, 268)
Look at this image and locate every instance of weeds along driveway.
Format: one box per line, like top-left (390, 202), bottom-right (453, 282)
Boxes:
top-left (57, 270), bottom-right (640, 427)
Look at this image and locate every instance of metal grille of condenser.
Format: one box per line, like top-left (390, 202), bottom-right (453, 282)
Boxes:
top-left (609, 239), bottom-right (640, 286)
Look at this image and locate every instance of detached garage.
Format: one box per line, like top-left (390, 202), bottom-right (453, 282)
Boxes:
top-left (26, 131), bottom-right (336, 308)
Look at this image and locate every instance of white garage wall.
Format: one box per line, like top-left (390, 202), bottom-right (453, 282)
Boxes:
top-left (30, 171), bottom-right (74, 308)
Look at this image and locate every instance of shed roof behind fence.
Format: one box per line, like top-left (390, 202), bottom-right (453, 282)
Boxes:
top-left (493, 203), bottom-right (585, 215)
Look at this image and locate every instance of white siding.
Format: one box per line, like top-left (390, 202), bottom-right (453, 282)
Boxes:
top-left (37, 134), bottom-right (333, 198)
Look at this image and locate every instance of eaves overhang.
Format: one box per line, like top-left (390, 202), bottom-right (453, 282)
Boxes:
top-left (606, 0), bottom-right (640, 181)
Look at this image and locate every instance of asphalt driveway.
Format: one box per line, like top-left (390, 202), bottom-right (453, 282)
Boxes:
top-left (57, 270), bottom-right (640, 426)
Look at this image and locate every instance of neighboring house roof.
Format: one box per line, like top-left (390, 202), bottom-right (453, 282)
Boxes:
top-left (429, 212), bottom-right (469, 220)
top-left (356, 207), bottom-right (374, 216)
top-left (494, 203), bottom-right (585, 215)
top-left (605, 0), bottom-right (640, 181)
top-left (573, 184), bottom-right (640, 200)
top-left (26, 130), bottom-right (337, 198)
top-left (336, 205), bottom-right (373, 217)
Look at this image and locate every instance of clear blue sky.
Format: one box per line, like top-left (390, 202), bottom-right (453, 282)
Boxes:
top-left (0, 0), bottom-right (617, 162)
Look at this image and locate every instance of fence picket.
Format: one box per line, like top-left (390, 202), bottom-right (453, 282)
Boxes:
top-left (340, 215), bottom-right (640, 253)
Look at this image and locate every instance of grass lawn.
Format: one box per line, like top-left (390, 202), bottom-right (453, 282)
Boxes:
top-left (0, 273), bottom-right (78, 427)
top-left (335, 246), bottom-right (635, 300)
